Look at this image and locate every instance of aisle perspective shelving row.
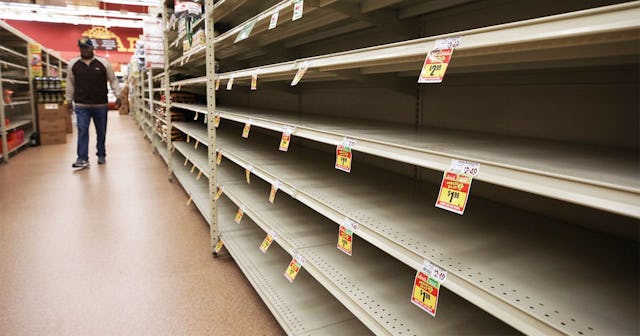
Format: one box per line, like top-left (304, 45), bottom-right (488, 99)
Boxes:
top-left (131, 0), bottom-right (639, 335)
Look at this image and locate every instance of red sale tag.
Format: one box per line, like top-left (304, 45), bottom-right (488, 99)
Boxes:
top-left (418, 48), bottom-right (453, 83)
top-left (251, 73), bottom-right (258, 90)
top-left (284, 255), bottom-right (304, 283)
top-left (435, 171), bottom-right (472, 215)
top-left (335, 145), bottom-right (352, 173)
top-left (337, 225), bottom-right (353, 256)
top-left (214, 239), bottom-right (224, 253)
top-left (242, 123), bottom-right (251, 138)
top-left (410, 271), bottom-right (440, 317)
top-left (213, 115), bottom-right (221, 128)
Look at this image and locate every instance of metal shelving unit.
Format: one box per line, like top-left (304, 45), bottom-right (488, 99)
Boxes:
top-left (0, 21), bottom-right (36, 163)
top-left (139, 0), bottom-right (639, 335)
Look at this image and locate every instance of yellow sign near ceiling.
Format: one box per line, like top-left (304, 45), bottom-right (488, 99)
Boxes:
top-left (81, 27), bottom-right (138, 52)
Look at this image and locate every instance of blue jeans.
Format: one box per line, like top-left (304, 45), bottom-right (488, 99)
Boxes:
top-left (75, 105), bottom-right (108, 161)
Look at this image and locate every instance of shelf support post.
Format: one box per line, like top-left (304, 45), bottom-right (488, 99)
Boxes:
top-left (205, 0), bottom-right (219, 253)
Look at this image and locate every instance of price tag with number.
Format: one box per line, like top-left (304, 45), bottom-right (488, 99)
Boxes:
top-left (434, 37), bottom-right (461, 50)
top-left (291, 63), bottom-right (308, 86)
top-left (250, 73), bottom-right (258, 90)
top-left (284, 253), bottom-right (304, 283)
top-left (214, 239), bottom-right (224, 253)
top-left (337, 226), bottom-right (354, 256)
top-left (214, 186), bottom-right (223, 200)
top-left (450, 159), bottom-right (480, 177)
top-left (242, 120), bottom-right (252, 138)
top-left (216, 151), bottom-right (222, 165)
top-left (279, 126), bottom-right (294, 151)
top-left (226, 77), bottom-right (234, 90)
top-left (435, 171), bottom-right (472, 215)
top-left (269, 10), bottom-right (279, 29)
top-left (335, 145), bottom-right (352, 173)
top-left (213, 114), bottom-right (221, 128)
top-left (292, 0), bottom-right (303, 21)
top-left (234, 207), bottom-right (245, 224)
top-left (215, 78), bottom-right (220, 90)
top-left (421, 261), bottom-right (448, 284)
top-left (259, 231), bottom-right (277, 253)
top-left (269, 180), bottom-right (281, 204)
top-left (418, 48), bottom-right (454, 84)
top-left (245, 166), bottom-right (252, 184)
top-left (410, 269), bottom-right (441, 317)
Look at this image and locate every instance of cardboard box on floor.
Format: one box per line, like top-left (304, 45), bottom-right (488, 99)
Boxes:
top-left (37, 103), bottom-right (66, 120)
top-left (40, 132), bottom-right (66, 145)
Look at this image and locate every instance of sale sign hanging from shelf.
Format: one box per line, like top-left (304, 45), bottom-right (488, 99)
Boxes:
top-left (259, 231), bottom-right (277, 253)
top-left (269, 180), bottom-right (281, 204)
top-left (214, 239), bottom-right (224, 254)
top-left (234, 207), bottom-right (245, 224)
top-left (269, 10), bottom-right (279, 30)
top-left (291, 63), bottom-right (308, 86)
top-left (337, 217), bottom-right (358, 256)
top-left (284, 252), bottom-right (305, 283)
top-left (418, 37), bottom-right (460, 84)
top-left (335, 138), bottom-right (356, 173)
top-left (435, 171), bottom-right (472, 215)
top-left (213, 114), bottom-right (221, 128)
top-left (251, 73), bottom-right (258, 90)
top-left (242, 120), bottom-right (252, 138)
top-left (215, 78), bottom-right (220, 90)
top-left (226, 77), bottom-right (234, 90)
top-left (279, 126), bottom-right (294, 151)
top-left (292, 0), bottom-right (304, 21)
top-left (410, 263), bottom-right (443, 317)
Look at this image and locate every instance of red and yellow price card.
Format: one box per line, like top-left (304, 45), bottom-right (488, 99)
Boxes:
top-left (418, 48), bottom-right (454, 84)
top-left (279, 127), bottom-right (294, 152)
top-left (215, 78), bottom-right (220, 90)
top-left (226, 77), bottom-right (234, 90)
top-left (234, 207), bottom-right (244, 224)
top-left (213, 115), bottom-right (221, 128)
top-left (337, 225), bottom-right (354, 256)
top-left (245, 167), bottom-right (252, 184)
top-left (284, 254), bottom-right (304, 283)
top-left (216, 152), bottom-right (222, 165)
top-left (242, 122), bottom-right (251, 138)
top-left (214, 239), bottom-right (224, 254)
top-left (335, 145), bottom-right (352, 173)
top-left (251, 73), bottom-right (258, 90)
top-left (435, 171), bottom-right (472, 215)
top-left (291, 64), bottom-right (308, 86)
top-left (410, 270), bottom-right (441, 317)
top-left (269, 180), bottom-right (281, 204)
top-left (259, 232), bottom-right (276, 253)
top-left (214, 186), bottom-right (223, 201)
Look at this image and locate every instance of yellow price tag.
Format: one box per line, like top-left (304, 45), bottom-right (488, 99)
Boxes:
top-left (268, 181), bottom-right (280, 204)
top-left (234, 208), bottom-right (244, 224)
top-left (291, 65), bottom-right (307, 86)
top-left (418, 48), bottom-right (453, 84)
top-left (214, 239), bottom-right (224, 253)
top-left (216, 152), bottom-right (222, 165)
top-left (242, 123), bottom-right (251, 138)
top-left (214, 187), bottom-right (223, 201)
top-left (251, 73), bottom-right (258, 90)
top-left (183, 157), bottom-right (188, 166)
top-left (213, 115), bottom-right (221, 128)
top-left (226, 77), bottom-right (234, 90)
top-left (186, 134), bottom-right (190, 142)
top-left (259, 233), bottom-right (274, 253)
top-left (337, 225), bottom-right (353, 256)
top-left (215, 78), bottom-right (220, 90)
top-left (196, 171), bottom-right (202, 180)
top-left (190, 164), bottom-right (196, 173)
top-left (245, 168), bottom-right (251, 184)
top-left (410, 271), bottom-right (440, 317)
top-left (335, 145), bottom-right (352, 173)
top-left (435, 171), bottom-right (472, 215)
top-left (194, 141), bottom-right (199, 149)
top-left (284, 256), bottom-right (303, 283)
top-left (279, 133), bottom-right (291, 152)
top-left (186, 197), bottom-right (192, 206)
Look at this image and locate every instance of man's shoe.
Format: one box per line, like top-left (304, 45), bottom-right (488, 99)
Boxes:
top-left (98, 156), bottom-right (106, 165)
top-left (72, 159), bottom-right (90, 168)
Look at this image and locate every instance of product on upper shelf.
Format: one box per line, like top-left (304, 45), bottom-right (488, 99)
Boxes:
top-left (3, 89), bottom-right (14, 104)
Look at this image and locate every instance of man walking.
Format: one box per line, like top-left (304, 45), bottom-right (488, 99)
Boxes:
top-left (66, 37), bottom-right (121, 168)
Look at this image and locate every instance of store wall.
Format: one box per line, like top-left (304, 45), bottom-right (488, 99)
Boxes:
top-left (4, 20), bottom-right (141, 66)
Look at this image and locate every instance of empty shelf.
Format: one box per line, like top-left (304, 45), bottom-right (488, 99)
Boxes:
top-left (215, 106), bottom-right (639, 218)
top-left (213, 126), bottom-right (639, 336)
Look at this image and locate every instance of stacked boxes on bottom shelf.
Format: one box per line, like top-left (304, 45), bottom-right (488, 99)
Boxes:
top-left (37, 103), bottom-right (67, 145)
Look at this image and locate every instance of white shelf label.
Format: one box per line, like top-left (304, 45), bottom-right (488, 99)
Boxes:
top-left (292, 0), bottom-right (304, 21)
top-left (421, 260), bottom-right (448, 284)
top-left (342, 137), bottom-right (357, 148)
top-left (450, 159), bottom-right (480, 177)
top-left (269, 10), bottom-right (279, 30)
top-left (226, 77), bottom-right (234, 90)
top-left (234, 20), bottom-right (256, 43)
top-left (343, 217), bottom-right (358, 232)
top-left (434, 36), bottom-right (461, 50)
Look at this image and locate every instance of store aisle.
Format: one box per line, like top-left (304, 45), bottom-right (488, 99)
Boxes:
top-left (0, 112), bottom-right (283, 335)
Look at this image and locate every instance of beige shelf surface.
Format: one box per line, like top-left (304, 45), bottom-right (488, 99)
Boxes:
top-left (212, 126), bottom-right (639, 336)
top-left (215, 106), bottom-right (639, 218)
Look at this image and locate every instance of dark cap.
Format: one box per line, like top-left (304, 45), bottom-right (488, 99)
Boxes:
top-left (78, 37), bottom-right (93, 47)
